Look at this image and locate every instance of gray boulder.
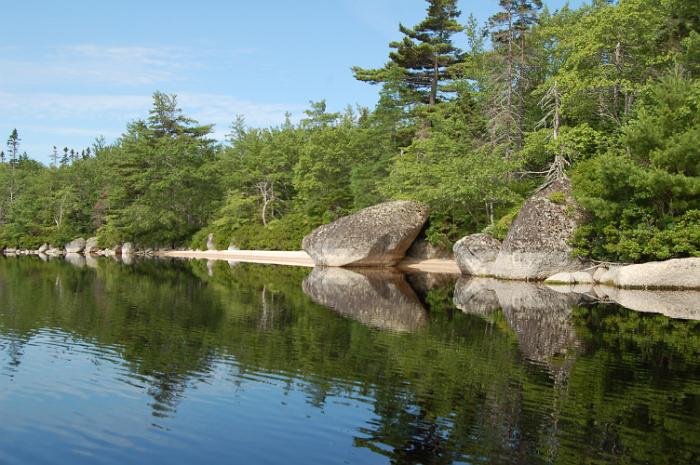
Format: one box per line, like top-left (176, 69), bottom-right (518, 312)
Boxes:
top-left (491, 178), bottom-right (586, 280)
top-left (206, 233), bottom-right (216, 251)
top-left (65, 237), bottom-right (86, 253)
top-left (614, 257), bottom-right (700, 289)
top-left (84, 237), bottom-right (99, 254)
top-left (302, 267), bottom-right (427, 332)
top-left (38, 244), bottom-right (49, 253)
top-left (453, 233), bottom-right (501, 276)
top-left (302, 201), bottom-right (429, 267)
top-left (121, 242), bottom-right (135, 256)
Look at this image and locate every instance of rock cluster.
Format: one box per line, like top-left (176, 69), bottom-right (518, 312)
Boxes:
top-left (453, 178), bottom-right (587, 281)
top-left (0, 236), bottom-right (159, 263)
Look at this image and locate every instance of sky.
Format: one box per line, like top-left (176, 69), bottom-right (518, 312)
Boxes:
top-left (1, 0), bottom-right (583, 163)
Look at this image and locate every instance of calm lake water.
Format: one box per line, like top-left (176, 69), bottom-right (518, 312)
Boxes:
top-left (0, 257), bottom-right (698, 465)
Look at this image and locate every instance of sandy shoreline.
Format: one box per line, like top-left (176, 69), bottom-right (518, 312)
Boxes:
top-left (157, 249), bottom-right (461, 274)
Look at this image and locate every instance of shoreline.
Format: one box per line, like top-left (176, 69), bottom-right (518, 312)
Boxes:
top-left (156, 249), bottom-right (462, 274)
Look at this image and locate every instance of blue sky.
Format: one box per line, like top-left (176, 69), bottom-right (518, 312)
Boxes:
top-left (1, 0), bottom-right (582, 162)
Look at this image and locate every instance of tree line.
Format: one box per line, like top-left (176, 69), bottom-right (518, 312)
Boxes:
top-left (1, 0), bottom-right (698, 262)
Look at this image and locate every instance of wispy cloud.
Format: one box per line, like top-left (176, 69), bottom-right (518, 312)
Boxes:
top-left (0, 45), bottom-right (190, 86)
top-left (0, 91), bottom-right (303, 137)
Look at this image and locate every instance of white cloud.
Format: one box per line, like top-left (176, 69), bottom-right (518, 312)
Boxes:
top-left (0, 91), bottom-right (303, 139)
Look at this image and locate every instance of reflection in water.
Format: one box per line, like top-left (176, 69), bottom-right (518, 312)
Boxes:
top-left (0, 257), bottom-right (697, 465)
top-left (302, 267), bottom-right (427, 332)
top-left (454, 278), bottom-right (582, 364)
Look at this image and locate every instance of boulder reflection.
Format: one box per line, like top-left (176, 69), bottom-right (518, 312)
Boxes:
top-left (454, 277), bottom-right (582, 364)
top-left (302, 267), bottom-right (428, 332)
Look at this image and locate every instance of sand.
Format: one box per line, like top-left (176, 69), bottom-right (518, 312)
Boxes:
top-left (157, 249), bottom-right (461, 274)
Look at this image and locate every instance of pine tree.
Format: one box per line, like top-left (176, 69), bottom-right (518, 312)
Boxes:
top-left (61, 147), bottom-right (69, 166)
top-left (352, 0), bottom-right (464, 105)
top-left (6, 129), bottom-right (20, 163)
top-left (51, 146), bottom-right (59, 167)
top-left (487, 1), bottom-right (542, 151)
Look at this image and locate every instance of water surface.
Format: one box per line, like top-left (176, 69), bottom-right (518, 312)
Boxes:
top-left (0, 257), bottom-right (697, 464)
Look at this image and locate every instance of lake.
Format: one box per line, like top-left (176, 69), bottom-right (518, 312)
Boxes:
top-left (0, 256), bottom-right (698, 464)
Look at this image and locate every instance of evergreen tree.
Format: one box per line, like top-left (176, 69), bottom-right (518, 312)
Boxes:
top-left (353, 0), bottom-right (464, 105)
top-left (6, 129), bottom-right (20, 163)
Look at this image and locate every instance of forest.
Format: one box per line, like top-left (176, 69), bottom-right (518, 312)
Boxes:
top-left (1, 0), bottom-right (698, 263)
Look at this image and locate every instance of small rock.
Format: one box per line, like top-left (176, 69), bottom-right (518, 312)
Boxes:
top-left (65, 237), bottom-right (86, 253)
top-left (121, 242), bottom-right (135, 255)
top-left (84, 237), bottom-right (99, 254)
top-left (545, 272), bottom-right (575, 284)
top-left (453, 233), bottom-right (501, 276)
top-left (38, 244), bottom-right (49, 253)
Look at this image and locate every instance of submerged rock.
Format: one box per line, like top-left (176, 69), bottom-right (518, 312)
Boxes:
top-left (491, 178), bottom-right (586, 280)
top-left (302, 267), bottom-right (427, 332)
top-left (453, 233), bottom-right (501, 276)
top-left (65, 237), bottom-right (86, 253)
top-left (302, 201), bottom-right (429, 267)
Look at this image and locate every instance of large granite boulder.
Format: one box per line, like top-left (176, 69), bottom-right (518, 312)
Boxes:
top-left (302, 267), bottom-right (427, 332)
top-left (491, 178), bottom-right (586, 280)
top-left (613, 257), bottom-right (700, 290)
top-left (453, 233), bottom-right (501, 276)
top-left (84, 237), bottom-right (99, 254)
top-left (65, 237), bottom-right (86, 253)
top-left (302, 201), bottom-right (429, 267)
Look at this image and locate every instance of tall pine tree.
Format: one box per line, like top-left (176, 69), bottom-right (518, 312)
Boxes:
top-left (352, 0), bottom-right (463, 106)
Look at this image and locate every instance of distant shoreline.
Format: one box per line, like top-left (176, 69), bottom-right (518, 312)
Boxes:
top-left (156, 249), bottom-right (462, 274)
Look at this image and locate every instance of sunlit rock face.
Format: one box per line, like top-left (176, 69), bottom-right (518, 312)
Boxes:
top-left (454, 277), bottom-right (582, 363)
top-left (64, 238), bottom-right (86, 254)
top-left (302, 267), bottom-right (427, 332)
top-left (491, 179), bottom-right (587, 280)
top-left (453, 233), bottom-right (501, 276)
top-left (84, 237), bottom-right (99, 254)
top-left (302, 201), bottom-right (429, 267)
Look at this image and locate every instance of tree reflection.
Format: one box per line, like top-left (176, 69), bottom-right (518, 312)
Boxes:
top-left (0, 257), bottom-right (697, 464)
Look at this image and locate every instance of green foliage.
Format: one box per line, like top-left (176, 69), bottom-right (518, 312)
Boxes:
top-left (548, 191), bottom-right (566, 204)
top-left (0, 0), bottom-right (697, 261)
top-left (572, 71), bottom-right (700, 261)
